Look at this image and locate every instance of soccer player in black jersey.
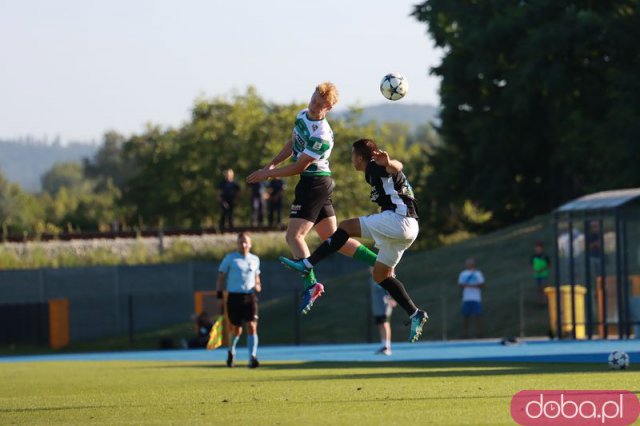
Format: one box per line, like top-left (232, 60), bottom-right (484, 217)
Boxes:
top-left (281, 138), bottom-right (428, 342)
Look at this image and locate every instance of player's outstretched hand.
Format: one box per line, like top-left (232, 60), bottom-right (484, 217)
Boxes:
top-left (372, 150), bottom-right (390, 167)
top-left (247, 169), bottom-right (268, 183)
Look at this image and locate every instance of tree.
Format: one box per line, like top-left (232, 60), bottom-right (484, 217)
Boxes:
top-left (0, 171), bottom-right (45, 234)
top-left (41, 162), bottom-right (86, 196)
top-left (40, 161), bottom-right (121, 232)
top-left (83, 131), bottom-right (132, 190)
top-left (413, 0), bottom-right (640, 231)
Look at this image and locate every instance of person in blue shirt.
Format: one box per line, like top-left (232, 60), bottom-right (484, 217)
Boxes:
top-left (458, 258), bottom-right (485, 339)
top-left (216, 232), bottom-right (262, 368)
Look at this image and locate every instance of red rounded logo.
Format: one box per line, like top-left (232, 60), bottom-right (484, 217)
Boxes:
top-left (511, 390), bottom-right (640, 425)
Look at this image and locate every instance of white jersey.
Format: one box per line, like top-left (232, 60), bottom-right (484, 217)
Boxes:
top-left (291, 109), bottom-right (333, 177)
top-left (458, 269), bottom-right (485, 302)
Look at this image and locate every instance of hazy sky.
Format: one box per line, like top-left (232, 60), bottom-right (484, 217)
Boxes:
top-left (1, 0), bottom-right (442, 143)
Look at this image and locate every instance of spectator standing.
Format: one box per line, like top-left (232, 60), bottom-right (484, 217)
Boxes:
top-left (219, 168), bottom-right (240, 231)
top-left (458, 258), bottom-right (485, 339)
top-left (266, 177), bottom-right (285, 228)
top-left (249, 182), bottom-right (265, 227)
top-left (529, 242), bottom-right (551, 305)
top-left (371, 273), bottom-right (396, 355)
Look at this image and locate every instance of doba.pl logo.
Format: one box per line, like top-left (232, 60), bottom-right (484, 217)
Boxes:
top-left (511, 391), bottom-right (640, 425)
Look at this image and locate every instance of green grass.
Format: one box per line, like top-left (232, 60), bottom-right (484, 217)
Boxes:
top-left (0, 360), bottom-right (637, 425)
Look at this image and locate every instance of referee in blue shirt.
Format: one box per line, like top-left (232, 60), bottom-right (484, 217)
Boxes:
top-left (216, 232), bottom-right (262, 368)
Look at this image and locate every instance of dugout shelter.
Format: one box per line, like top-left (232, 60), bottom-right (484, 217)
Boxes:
top-left (553, 188), bottom-right (640, 340)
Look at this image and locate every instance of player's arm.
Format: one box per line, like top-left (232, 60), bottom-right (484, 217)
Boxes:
top-left (372, 150), bottom-right (403, 174)
top-left (264, 137), bottom-right (293, 170)
top-left (247, 153), bottom-right (314, 183)
top-left (254, 273), bottom-right (262, 293)
top-left (216, 272), bottom-right (227, 294)
top-left (476, 273), bottom-right (486, 288)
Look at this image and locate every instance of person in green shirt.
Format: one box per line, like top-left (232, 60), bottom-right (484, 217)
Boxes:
top-left (529, 242), bottom-right (551, 305)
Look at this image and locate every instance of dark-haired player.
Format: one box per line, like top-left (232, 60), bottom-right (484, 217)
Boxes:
top-left (280, 138), bottom-right (428, 342)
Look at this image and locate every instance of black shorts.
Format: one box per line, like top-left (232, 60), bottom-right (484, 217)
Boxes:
top-left (226, 292), bottom-right (258, 326)
top-left (290, 175), bottom-right (335, 224)
top-left (374, 315), bottom-right (390, 325)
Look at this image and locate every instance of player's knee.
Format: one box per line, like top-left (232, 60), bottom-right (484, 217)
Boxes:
top-left (286, 230), bottom-right (305, 243)
top-left (372, 266), bottom-right (393, 283)
top-left (373, 273), bottom-right (385, 283)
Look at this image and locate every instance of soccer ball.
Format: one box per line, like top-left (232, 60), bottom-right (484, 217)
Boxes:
top-left (380, 73), bottom-right (408, 101)
top-left (608, 351), bottom-right (629, 370)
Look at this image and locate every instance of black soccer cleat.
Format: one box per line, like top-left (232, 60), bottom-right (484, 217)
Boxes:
top-left (248, 356), bottom-right (260, 369)
top-left (226, 350), bottom-right (235, 368)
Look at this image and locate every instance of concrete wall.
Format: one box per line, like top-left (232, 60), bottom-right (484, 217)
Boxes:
top-left (0, 257), bottom-right (366, 342)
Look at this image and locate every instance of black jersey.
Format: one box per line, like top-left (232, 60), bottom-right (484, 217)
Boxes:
top-left (365, 161), bottom-right (419, 219)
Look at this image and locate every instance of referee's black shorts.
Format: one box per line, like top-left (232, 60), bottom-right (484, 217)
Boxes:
top-left (289, 175), bottom-right (335, 224)
top-left (226, 292), bottom-right (258, 326)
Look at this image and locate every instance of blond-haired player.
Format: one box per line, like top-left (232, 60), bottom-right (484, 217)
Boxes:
top-left (247, 83), bottom-right (377, 314)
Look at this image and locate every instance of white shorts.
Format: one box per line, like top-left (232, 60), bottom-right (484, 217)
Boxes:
top-left (359, 210), bottom-right (419, 268)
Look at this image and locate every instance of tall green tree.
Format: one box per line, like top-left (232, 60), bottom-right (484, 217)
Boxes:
top-left (413, 0), bottom-right (640, 231)
top-left (41, 162), bottom-right (86, 196)
top-left (83, 131), bottom-right (132, 191)
top-left (0, 171), bottom-right (45, 234)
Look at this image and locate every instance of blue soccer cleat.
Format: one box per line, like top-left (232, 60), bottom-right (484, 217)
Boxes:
top-left (279, 256), bottom-right (312, 276)
top-left (300, 282), bottom-right (325, 315)
top-left (408, 310), bottom-right (429, 343)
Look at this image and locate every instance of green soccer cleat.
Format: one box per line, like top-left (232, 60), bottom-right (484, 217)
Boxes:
top-left (408, 310), bottom-right (429, 343)
top-left (279, 256), bottom-right (312, 276)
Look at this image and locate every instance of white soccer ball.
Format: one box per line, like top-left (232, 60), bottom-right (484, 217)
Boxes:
top-left (608, 351), bottom-right (630, 370)
top-left (380, 73), bottom-right (408, 101)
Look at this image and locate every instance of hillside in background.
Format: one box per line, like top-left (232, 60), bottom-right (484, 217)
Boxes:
top-left (0, 140), bottom-right (98, 191)
top-left (257, 215), bottom-right (554, 344)
top-left (336, 103), bottom-right (439, 133)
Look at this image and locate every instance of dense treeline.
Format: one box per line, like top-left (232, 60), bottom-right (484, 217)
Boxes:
top-left (413, 0), bottom-right (640, 234)
top-left (1, 88), bottom-right (436, 241)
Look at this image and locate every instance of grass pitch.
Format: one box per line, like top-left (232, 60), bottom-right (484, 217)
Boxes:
top-left (1, 360), bottom-right (638, 425)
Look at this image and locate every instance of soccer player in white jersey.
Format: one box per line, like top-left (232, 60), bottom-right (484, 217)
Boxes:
top-left (280, 138), bottom-right (428, 342)
top-left (246, 83), bottom-right (377, 314)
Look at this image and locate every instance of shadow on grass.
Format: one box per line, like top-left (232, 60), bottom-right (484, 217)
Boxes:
top-left (138, 360), bottom-right (618, 381)
top-left (0, 404), bottom-right (121, 414)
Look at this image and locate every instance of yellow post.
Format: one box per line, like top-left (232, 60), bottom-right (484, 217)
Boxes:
top-left (544, 285), bottom-right (587, 339)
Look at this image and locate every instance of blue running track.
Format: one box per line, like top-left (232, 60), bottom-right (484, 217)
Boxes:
top-left (1, 339), bottom-right (639, 364)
